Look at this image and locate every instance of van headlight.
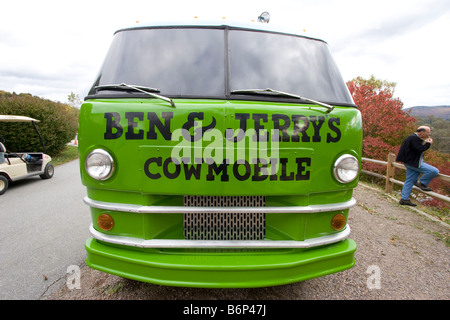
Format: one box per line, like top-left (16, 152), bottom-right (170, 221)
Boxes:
top-left (85, 149), bottom-right (114, 180)
top-left (334, 154), bottom-right (359, 183)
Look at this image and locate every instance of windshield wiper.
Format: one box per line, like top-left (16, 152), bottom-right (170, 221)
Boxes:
top-left (231, 88), bottom-right (334, 113)
top-left (95, 83), bottom-right (176, 108)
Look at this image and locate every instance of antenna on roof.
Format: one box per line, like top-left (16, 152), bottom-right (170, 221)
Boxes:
top-left (257, 12), bottom-right (270, 23)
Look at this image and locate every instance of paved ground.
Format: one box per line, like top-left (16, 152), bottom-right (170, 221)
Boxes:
top-left (0, 160), bottom-right (89, 300)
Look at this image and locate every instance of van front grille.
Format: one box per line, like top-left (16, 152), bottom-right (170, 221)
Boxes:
top-left (183, 196), bottom-right (265, 240)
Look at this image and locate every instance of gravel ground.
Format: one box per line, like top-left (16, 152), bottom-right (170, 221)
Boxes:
top-left (45, 184), bottom-right (449, 300)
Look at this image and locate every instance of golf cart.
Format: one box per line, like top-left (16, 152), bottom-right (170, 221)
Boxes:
top-left (0, 115), bottom-right (54, 195)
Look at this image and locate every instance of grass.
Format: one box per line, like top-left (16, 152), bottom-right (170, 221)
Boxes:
top-left (51, 145), bottom-right (79, 166)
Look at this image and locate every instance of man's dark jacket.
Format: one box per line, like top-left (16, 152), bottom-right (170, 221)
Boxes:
top-left (396, 133), bottom-right (431, 168)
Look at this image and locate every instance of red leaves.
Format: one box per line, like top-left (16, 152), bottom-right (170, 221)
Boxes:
top-left (347, 76), bottom-right (416, 160)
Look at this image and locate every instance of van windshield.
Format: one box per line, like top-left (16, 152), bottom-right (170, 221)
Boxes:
top-left (88, 26), bottom-right (354, 106)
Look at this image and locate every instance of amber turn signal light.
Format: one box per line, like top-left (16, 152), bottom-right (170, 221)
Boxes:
top-left (97, 214), bottom-right (114, 231)
top-left (331, 213), bottom-right (346, 230)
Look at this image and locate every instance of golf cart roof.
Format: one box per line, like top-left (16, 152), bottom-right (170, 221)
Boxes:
top-left (0, 115), bottom-right (40, 123)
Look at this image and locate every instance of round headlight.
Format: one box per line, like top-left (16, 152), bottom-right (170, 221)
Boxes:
top-left (334, 154), bottom-right (359, 183)
top-left (85, 149), bottom-right (114, 180)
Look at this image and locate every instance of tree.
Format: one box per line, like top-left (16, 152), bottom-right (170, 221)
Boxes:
top-left (416, 115), bottom-right (450, 153)
top-left (67, 92), bottom-right (82, 109)
top-left (346, 75), bottom-right (416, 161)
top-left (0, 91), bottom-right (79, 156)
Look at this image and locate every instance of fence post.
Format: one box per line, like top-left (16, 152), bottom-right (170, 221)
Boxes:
top-left (385, 153), bottom-right (396, 193)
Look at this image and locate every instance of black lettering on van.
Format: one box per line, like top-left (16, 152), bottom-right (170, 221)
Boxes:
top-left (279, 158), bottom-right (294, 181)
top-left (207, 160), bottom-right (229, 181)
top-left (163, 157), bottom-right (181, 179)
top-left (272, 114), bottom-right (291, 142)
top-left (104, 112), bottom-right (123, 139)
top-left (226, 113), bottom-right (250, 142)
top-left (144, 157), bottom-right (162, 179)
top-left (292, 115), bottom-right (310, 142)
top-left (252, 158), bottom-right (268, 181)
top-left (125, 112), bottom-right (144, 140)
top-left (252, 114), bottom-right (268, 142)
top-left (327, 117), bottom-right (341, 143)
top-left (104, 111), bottom-right (341, 143)
top-left (147, 112), bottom-right (173, 140)
top-left (295, 158), bottom-right (311, 180)
top-left (182, 112), bottom-right (217, 142)
top-left (310, 116), bottom-right (325, 142)
top-left (143, 157), bottom-right (312, 181)
top-left (233, 160), bottom-right (251, 181)
top-left (183, 161), bottom-right (203, 180)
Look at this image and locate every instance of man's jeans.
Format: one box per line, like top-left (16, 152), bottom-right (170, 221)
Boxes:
top-left (401, 163), bottom-right (439, 200)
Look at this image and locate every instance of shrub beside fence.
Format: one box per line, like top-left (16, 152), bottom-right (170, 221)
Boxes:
top-left (361, 153), bottom-right (450, 204)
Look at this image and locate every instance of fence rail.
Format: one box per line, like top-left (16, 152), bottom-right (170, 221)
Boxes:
top-left (361, 153), bottom-right (450, 203)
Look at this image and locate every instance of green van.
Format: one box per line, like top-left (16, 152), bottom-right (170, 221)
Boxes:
top-left (79, 20), bottom-right (362, 287)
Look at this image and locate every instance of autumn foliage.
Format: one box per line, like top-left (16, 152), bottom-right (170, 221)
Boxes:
top-left (347, 76), bottom-right (417, 157)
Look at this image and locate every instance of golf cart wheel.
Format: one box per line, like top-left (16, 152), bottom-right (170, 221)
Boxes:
top-left (40, 163), bottom-right (54, 179)
top-left (0, 175), bottom-right (8, 195)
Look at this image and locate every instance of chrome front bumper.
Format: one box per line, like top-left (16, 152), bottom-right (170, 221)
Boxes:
top-left (89, 224), bottom-right (351, 248)
top-left (84, 196), bottom-right (356, 249)
top-left (84, 196), bottom-right (356, 214)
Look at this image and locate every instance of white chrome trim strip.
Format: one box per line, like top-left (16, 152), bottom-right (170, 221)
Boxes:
top-left (83, 196), bottom-right (356, 214)
top-left (89, 224), bottom-right (351, 249)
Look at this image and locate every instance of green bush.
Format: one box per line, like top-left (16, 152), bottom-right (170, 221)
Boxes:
top-left (0, 90), bottom-right (79, 156)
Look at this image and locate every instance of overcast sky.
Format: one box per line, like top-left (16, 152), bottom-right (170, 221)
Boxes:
top-left (1, 0), bottom-right (449, 108)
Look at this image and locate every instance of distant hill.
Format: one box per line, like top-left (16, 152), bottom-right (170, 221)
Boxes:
top-left (404, 105), bottom-right (450, 120)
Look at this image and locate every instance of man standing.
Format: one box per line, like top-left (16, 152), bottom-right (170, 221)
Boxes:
top-left (396, 126), bottom-right (439, 206)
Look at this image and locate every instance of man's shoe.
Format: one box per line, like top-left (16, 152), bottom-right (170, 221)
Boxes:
top-left (414, 181), bottom-right (432, 192)
top-left (399, 199), bottom-right (417, 206)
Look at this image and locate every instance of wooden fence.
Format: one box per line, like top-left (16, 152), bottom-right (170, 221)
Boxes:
top-left (361, 153), bottom-right (450, 203)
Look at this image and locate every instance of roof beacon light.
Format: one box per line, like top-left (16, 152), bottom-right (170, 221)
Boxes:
top-left (257, 12), bottom-right (270, 23)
